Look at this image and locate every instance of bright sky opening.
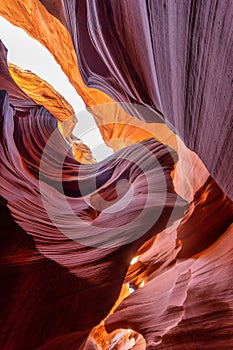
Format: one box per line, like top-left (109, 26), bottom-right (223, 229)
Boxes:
top-left (0, 16), bottom-right (113, 161)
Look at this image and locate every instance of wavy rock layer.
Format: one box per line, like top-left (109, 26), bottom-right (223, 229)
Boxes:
top-left (37, 0), bottom-right (233, 200)
top-left (8, 62), bottom-right (96, 164)
top-left (0, 0), bottom-right (180, 155)
top-left (0, 39), bottom-right (187, 349)
top-left (106, 225), bottom-right (233, 350)
top-left (8, 63), bottom-right (74, 121)
top-left (0, 1), bottom-right (232, 350)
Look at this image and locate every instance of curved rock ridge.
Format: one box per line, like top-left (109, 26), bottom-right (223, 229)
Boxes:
top-left (0, 2), bottom-right (232, 350)
top-left (0, 87), bottom-right (186, 246)
top-left (1, 0), bottom-right (220, 197)
top-left (1, 1), bottom-right (231, 199)
top-left (0, 41), bottom-right (187, 348)
top-left (8, 63), bottom-right (75, 122)
top-left (110, 182), bottom-right (233, 349)
top-left (0, 0), bottom-right (112, 106)
top-left (34, 0), bottom-right (233, 199)
top-left (0, 47), bottom-right (95, 164)
top-left (8, 62), bottom-right (96, 164)
top-left (0, 0), bottom-right (217, 210)
top-left (0, 0), bottom-right (180, 157)
top-left (106, 224), bottom-right (233, 350)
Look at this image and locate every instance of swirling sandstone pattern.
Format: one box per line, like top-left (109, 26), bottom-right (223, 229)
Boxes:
top-left (0, 1), bottom-right (232, 350)
top-left (41, 0), bottom-right (232, 200)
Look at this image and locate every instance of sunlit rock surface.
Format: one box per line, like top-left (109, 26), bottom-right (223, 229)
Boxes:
top-left (8, 62), bottom-right (95, 164)
top-left (0, 0), bottom-right (112, 106)
top-left (0, 0), bottom-right (179, 154)
top-left (38, 0), bottom-right (232, 200)
top-left (106, 225), bottom-right (233, 350)
top-left (0, 1), bottom-right (232, 350)
top-left (0, 41), bottom-right (187, 349)
top-left (8, 63), bottom-right (75, 121)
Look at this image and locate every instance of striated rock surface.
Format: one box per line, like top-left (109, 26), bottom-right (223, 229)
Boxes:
top-left (109, 186), bottom-right (233, 349)
top-left (0, 1), bottom-right (232, 350)
top-left (0, 0), bottom-right (112, 106)
top-left (35, 0), bottom-right (232, 200)
top-left (106, 225), bottom-right (233, 350)
top-left (0, 39), bottom-right (187, 348)
top-left (0, 0), bottom-right (180, 155)
top-left (8, 63), bottom-right (75, 122)
top-left (1, 1), bottom-right (232, 199)
top-left (8, 62), bottom-right (96, 164)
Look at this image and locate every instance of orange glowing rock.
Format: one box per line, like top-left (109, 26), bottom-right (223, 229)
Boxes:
top-left (0, 0), bottom-right (178, 154)
top-left (0, 0), bottom-right (111, 107)
top-left (9, 63), bottom-right (74, 122)
top-left (8, 63), bottom-right (96, 164)
top-left (71, 138), bottom-right (96, 165)
top-left (0, 2), bottom-right (232, 350)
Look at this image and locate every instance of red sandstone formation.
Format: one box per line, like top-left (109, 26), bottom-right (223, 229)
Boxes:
top-left (0, 1), bottom-right (232, 349)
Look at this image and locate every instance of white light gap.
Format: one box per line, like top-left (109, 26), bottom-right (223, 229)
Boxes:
top-left (0, 16), bottom-right (113, 161)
